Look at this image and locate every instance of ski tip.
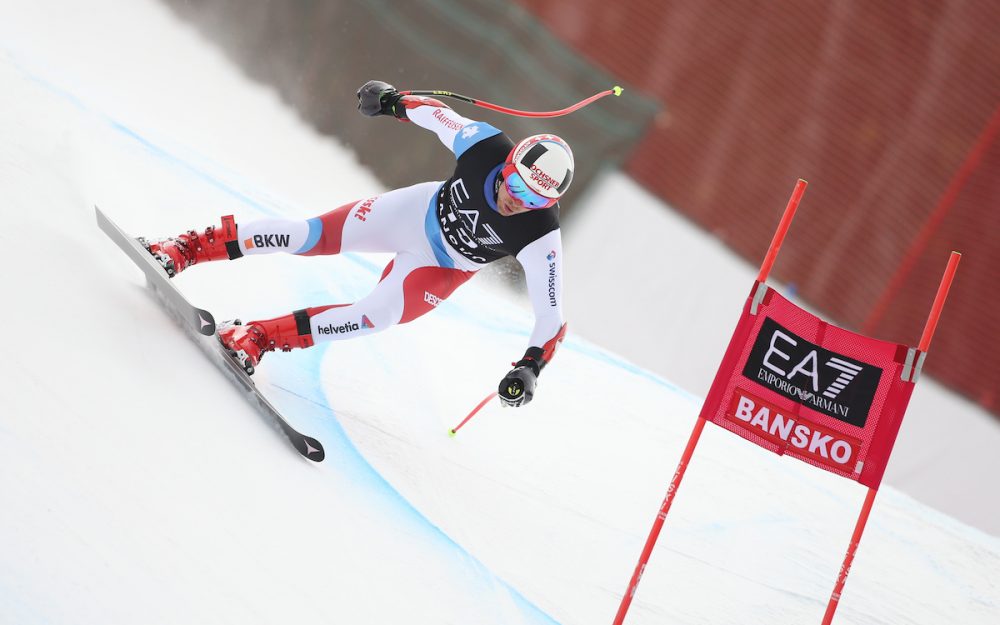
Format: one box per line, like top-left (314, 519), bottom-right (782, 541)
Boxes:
top-left (448, 429), bottom-right (457, 438)
top-left (301, 438), bottom-right (325, 462)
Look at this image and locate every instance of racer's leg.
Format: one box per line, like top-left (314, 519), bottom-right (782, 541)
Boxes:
top-left (305, 252), bottom-right (474, 342)
top-left (218, 252), bottom-right (474, 371)
top-left (141, 182), bottom-right (443, 277)
top-left (237, 181), bottom-right (442, 259)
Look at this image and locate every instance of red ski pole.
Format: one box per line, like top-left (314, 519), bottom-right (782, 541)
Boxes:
top-left (449, 392), bottom-right (498, 437)
top-left (401, 86), bottom-right (623, 119)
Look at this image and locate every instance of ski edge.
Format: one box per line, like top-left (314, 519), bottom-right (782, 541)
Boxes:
top-left (208, 339), bottom-right (326, 462)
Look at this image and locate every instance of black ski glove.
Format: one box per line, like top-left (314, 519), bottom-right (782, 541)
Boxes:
top-left (356, 80), bottom-right (405, 118)
top-left (498, 352), bottom-right (542, 408)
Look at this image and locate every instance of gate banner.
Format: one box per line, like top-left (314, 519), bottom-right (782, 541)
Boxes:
top-left (699, 282), bottom-right (920, 488)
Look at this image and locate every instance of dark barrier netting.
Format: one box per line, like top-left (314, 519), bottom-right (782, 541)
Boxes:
top-left (159, 0), bottom-right (658, 210)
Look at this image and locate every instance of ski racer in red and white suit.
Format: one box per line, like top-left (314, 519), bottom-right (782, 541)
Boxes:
top-left (143, 80), bottom-right (571, 407)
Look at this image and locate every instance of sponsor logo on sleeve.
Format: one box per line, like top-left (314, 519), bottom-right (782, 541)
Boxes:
top-left (742, 318), bottom-right (882, 427)
top-left (432, 107), bottom-right (464, 131)
top-left (546, 250), bottom-right (558, 307)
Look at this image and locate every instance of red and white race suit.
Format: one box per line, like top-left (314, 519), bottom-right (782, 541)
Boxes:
top-left (235, 98), bottom-right (565, 354)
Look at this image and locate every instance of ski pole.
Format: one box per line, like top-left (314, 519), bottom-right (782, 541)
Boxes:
top-left (401, 86), bottom-right (624, 118)
top-left (449, 391), bottom-right (498, 437)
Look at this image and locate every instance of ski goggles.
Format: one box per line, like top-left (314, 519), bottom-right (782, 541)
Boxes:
top-left (501, 163), bottom-right (558, 210)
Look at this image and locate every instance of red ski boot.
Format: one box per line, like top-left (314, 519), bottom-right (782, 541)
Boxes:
top-left (217, 311), bottom-right (316, 375)
top-left (141, 215), bottom-right (240, 278)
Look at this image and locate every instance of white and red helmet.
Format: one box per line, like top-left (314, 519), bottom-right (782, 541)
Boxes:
top-left (502, 134), bottom-right (575, 209)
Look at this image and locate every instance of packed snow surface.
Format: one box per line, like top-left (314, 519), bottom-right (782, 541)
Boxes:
top-left (1, 1), bottom-right (997, 624)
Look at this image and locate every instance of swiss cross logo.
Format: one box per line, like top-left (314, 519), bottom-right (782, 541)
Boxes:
top-left (743, 318), bottom-right (882, 427)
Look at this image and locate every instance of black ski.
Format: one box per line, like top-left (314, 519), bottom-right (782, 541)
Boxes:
top-left (96, 206), bottom-right (325, 462)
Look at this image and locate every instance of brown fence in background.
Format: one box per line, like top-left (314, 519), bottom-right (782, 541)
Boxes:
top-left (522, 1), bottom-right (1000, 417)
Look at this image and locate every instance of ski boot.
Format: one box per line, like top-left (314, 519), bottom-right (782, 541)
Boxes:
top-left (217, 312), bottom-right (316, 375)
top-left (140, 215), bottom-right (239, 278)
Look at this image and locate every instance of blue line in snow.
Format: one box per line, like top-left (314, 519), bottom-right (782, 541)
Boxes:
top-left (269, 343), bottom-right (563, 624)
top-left (108, 120), bottom-right (277, 215)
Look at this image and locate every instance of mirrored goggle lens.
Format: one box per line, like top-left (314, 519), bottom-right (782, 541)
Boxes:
top-left (504, 169), bottom-right (556, 210)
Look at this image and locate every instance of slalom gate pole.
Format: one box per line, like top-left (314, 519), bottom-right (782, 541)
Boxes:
top-left (821, 251), bottom-right (960, 625)
top-left (916, 252), bottom-right (961, 353)
top-left (401, 86), bottom-right (623, 118)
top-left (612, 419), bottom-right (706, 625)
top-left (757, 179), bottom-right (808, 283)
top-left (612, 179), bottom-right (807, 624)
top-left (821, 488), bottom-right (877, 625)
top-left (449, 392), bottom-right (497, 437)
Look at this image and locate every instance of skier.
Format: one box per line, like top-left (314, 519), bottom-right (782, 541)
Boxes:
top-left (142, 80), bottom-right (571, 407)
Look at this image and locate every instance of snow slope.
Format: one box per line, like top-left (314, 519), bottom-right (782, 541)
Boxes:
top-left (1, 2), bottom-right (998, 624)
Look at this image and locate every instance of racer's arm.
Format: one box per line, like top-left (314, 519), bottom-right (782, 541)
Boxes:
top-left (497, 229), bottom-right (568, 407)
top-left (357, 80), bottom-right (501, 156)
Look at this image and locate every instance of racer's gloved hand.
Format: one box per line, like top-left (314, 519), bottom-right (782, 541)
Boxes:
top-left (498, 357), bottom-right (540, 408)
top-left (356, 80), bottom-right (404, 117)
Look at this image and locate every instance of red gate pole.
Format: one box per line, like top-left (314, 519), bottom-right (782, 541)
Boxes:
top-left (757, 179), bottom-right (808, 283)
top-left (612, 179), bottom-right (807, 624)
top-left (821, 488), bottom-right (877, 625)
top-left (915, 252), bottom-right (961, 354)
top-left (612, 419), bottom-right (706, 625)
top-left (821, 251), bottom-right (960, 624)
